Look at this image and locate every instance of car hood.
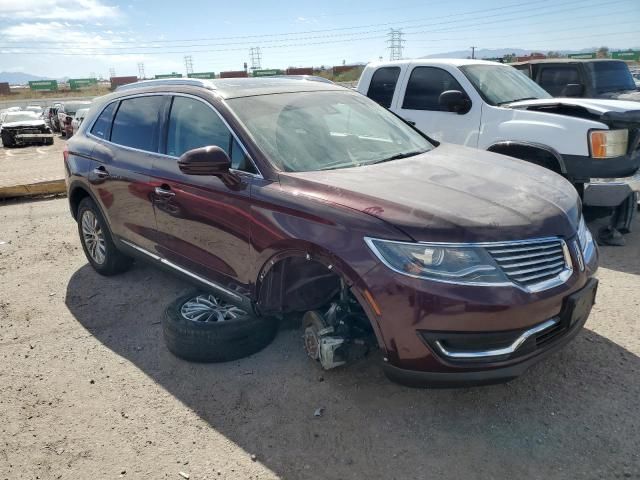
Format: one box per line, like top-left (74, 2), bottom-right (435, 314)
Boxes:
top-left (279, 143), bottom-right (581, 243)
top-left (508, 97), bottom-right (640, 115)
top-left (2, 120), bottom-right (46, 128)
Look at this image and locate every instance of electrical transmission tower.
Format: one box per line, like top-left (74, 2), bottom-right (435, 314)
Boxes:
top-left (387, 29), bottom-right (405, 61)
top-left (137, 62), bottom-right (145, 79)
top-left (249, 47), bottom-right (262, 71)
top-left (109, 67), bottom-right (116, 78)
top-left (184, 55), bottom-right (194, 75)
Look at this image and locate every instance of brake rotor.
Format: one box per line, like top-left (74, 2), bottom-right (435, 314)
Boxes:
top-left (303, 310), bottom-right (328, 361)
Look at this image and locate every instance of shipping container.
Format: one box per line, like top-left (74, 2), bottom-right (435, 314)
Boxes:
top-left (219, 71), bottom-right (249, 78)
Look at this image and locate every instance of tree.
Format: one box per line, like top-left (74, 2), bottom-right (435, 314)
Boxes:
top-left (597, 46), bottom-right (610, 58)
top-left (547, 51), bottom-right (563, 58)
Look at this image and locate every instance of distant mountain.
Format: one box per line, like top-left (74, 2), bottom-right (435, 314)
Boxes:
top-left (423, 48), bottom-right (531, 59)
top-left (0, 71), bottom-right (48, 85)
top-left (422, 47), bottom-right (640, 60)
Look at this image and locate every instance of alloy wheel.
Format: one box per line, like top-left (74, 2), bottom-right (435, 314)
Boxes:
top-left (180, 294), bottom-right (247, 323)
top-left (81, 210), bottom-right (106, 264)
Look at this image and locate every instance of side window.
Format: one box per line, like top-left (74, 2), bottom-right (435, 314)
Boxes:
top-left (402, 67), bottom-right (465, 111)
top-left (366, 67), bottom-right (401, 108)
top-left (538, 66), bottom-right (580, 95)
top-left (167, 96), bottom-right (256, 173)
top-left (513, 65), bottom-right (531, 78)
top-left (90, 102), bottom-right (117, 139)
top-left (111, 96), bottom-right (164, 151)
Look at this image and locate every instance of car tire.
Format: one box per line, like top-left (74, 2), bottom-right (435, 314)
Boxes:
top-left (1, 131), bottom-right (14, 147)
top-left (77, 197), bottom-right (133, 276)
top-left (44, 137), bottom-right (54, 146)
top-left (163, 291), bottom-right (278, 363)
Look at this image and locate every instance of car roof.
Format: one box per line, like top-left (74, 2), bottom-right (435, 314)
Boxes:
top-left (114, 77), bottom-right (345, 99)
top-left (511, 58), bottom-right (626, 65)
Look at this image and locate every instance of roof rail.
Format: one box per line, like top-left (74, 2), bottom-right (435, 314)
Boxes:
top-left (272, 75), bottom-right (334, 84)
top-left (116, 78), bottom-right (216, 92)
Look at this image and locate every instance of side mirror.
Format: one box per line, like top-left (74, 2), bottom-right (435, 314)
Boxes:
top-left (177, 146), bottom-right (231, 176)
top-left (439, 90), bottom-right (471, 114)
top-left (564, 83), bottom-right (584, 97)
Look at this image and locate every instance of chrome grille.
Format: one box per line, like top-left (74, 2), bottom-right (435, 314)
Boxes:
top-left (486, 238), bottom-right (569, 289)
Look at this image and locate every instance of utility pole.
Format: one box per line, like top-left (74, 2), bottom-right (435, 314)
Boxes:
top-left (249, 47), bottom-right (262, 71)
top-left (137, 62), bottom-right (145, 80)
top-left (387, 29), bottom-right (405, 61)
top-left (184, 55), bottom-right (193, 75)
top-left (470, 46), bottom-right (476, 59)
top-left (109, 67), bottom-right (116, 78)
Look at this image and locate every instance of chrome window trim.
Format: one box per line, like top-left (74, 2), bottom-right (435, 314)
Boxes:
top-left (86, 91), bottom-right (263, 179)
top-left (433, 318), bottom-right (559, 360)
top-left (120, 239), bottom-right (245, 303)
top-left (364, 236), bottom-right (574, 292)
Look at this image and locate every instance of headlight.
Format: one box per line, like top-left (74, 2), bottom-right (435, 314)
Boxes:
top-left (577, 215), bottom-right (595, 259)
top-left (365, 238), bottom-right (509, 284)
top-left (589, 129), bottom-right (628, 158)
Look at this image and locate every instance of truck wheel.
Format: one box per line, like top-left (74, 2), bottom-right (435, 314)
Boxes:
top-left (77, 197), bottom-right (133, 276)
top-left (44, 138), bottom-right (54, 146)
top-left (163, 292), bottom-right (278, 363)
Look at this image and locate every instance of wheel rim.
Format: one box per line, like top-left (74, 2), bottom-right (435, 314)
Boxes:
top-left (81, 210), bottom-right (106, 265)
top-left (180, 294), bottom-right (247, 323)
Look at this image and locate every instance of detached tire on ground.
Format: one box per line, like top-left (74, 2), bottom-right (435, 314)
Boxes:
top-left (1, 131), bottom-right (14, 147)
top-left (163, 292), bottom-right (278, 363)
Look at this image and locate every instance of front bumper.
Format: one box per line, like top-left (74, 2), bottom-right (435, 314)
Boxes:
top-left (583, 169), bottom-right (640, 207)
top-left (384, 278), bottom-right (597, 387)
top-left (359, 236), bottom-right (598, 387)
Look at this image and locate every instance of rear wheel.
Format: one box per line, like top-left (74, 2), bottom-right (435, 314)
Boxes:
top-left (77, 197), bottom-right (132, 275)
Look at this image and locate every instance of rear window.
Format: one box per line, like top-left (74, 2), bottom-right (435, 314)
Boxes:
top-left (366, 67), bottom-right (401, 108)
top-left (110, 96), bottom-right (164, 152)
top-left (90, 102), bottom-right (117, 139)
top-left (538, 65), bottom-right (580, 95)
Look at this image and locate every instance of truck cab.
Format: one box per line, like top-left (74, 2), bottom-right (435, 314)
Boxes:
top-left (512, 58), bottom-right (640, 101)
top-left (356, 59), bottom-right (640, 213)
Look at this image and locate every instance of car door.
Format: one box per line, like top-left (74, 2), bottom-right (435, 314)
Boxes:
top-left (88, 95), bottom-right (167, 253)
top-left (150, 94), bottom-right (259, 294)
top-left (394, 65), bottom-right (482, 146)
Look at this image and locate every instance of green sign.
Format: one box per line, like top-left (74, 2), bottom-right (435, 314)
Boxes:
top-left (28, 80), bottom-right (58, 91)
top-left (252, 69), bottom-right (283, 77)
top-left (568, 52), bottom-right (596, 59)
top-left (155, 73), bottom-right (183, 79)
top-left (188, 72), bottom-right (216, 79)
top-left (612, 50), bottom-right (640, 61)
top-left (69, 78), bottom-right (97, 90)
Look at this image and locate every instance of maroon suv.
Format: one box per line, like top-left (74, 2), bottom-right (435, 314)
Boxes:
top-left (64, 78), bottom-right (598, 386)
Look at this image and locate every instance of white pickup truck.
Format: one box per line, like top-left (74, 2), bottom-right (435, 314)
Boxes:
top-left (356, 59), bottom-right (640, 235)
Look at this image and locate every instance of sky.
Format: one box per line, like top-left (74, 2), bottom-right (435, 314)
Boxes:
top-left (0, 0), bottom-right (639, 79)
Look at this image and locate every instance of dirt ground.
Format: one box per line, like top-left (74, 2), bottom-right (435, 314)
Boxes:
top-left (0, 137), bottom-right (65, 193)
top-left (1, 197), bottom-right (639, 480)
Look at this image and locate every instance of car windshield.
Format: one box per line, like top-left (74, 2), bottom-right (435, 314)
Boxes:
top-left (64, 102), bottom-right (91, 115)
top-left (586, 61), bottom-right (636, 93)
top-left (226, 91), bottom-right (433, 172)
top-left (4, 112), bottom-right (38, 122)
top-left (460, 64), bottom-right (552, 105)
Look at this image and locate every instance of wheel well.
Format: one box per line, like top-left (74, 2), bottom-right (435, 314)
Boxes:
top-left (488, 144), bottom-right (564, 175)
top-left (257, 256), bottom-right (342, 314)
top-left (69, 186), bottom-right (91, 219)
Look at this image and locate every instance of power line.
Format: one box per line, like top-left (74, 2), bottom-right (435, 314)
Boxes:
top-left (388, 29), bottom-right (405, 61)
top-left (184, 55), bottom-right (193, 74)
top-left (249, 47), bottom-right (262, 70)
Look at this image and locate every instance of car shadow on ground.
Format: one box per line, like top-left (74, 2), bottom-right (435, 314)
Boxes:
top-left (65, 262), bottom-right (640, 479)
top-left (587, 215), bottom-right (640, 276)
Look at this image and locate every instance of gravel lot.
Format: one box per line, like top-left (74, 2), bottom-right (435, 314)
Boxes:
top-left (1, 197), bottom-right (639, 480)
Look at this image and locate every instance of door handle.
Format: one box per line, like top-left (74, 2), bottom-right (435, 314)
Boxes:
top-left (155, 185), bottom-right (175, 198)
top-left (93, 166), bottom-right (110, 178)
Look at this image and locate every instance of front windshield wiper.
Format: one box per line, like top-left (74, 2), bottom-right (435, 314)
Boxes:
top-left (498, 97), bottom-right (539, 106)
top-left (369, 150), bottom-right (427, 165)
